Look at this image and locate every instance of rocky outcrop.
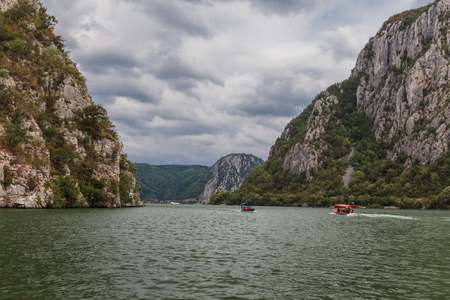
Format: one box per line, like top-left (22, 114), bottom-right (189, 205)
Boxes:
top-left (277, 0), bottom-right (450, 179)
top-left (198, 154), bottom-right (264, 204)
top-left (281, 93), bottom-right (338, 178)
top-left (0, 0), bottom-right (40, 12)
top-left (0, 0), bottom-right (141, 208)
top-left (352, 1), bottom-right (450, 164)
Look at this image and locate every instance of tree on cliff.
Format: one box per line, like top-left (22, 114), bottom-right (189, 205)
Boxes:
top-left (433, 186), bottom-right (450, 210)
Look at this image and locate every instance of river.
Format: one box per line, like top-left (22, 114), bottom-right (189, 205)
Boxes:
top-left (1, 205), bottom-right (449, 299)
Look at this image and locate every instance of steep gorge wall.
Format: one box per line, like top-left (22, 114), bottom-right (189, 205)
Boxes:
top-left (0, 0), bottom-right (141, 208)
top-left (278, 0), bottom-right (450, 178)
top-left (352, 0), bottom-right (450, 164)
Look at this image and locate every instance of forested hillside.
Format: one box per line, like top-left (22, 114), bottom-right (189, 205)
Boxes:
top-left (135, 164), bottom-right (209, 202)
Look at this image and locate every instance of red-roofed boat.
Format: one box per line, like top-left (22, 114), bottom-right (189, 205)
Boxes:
top-left (332, 204), bottom-right (357, 215)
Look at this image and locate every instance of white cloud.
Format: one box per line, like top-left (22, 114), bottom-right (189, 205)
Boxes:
top-left (40, 0), bottom-right (431, 165)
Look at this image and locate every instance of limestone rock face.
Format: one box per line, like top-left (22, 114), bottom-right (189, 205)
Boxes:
top-left (273, 0), bottom-right (450, 179)
top-left (0, 0), bottom-right (40, 12)
top-left (281, 93), bottom-right (337, 178)
top-left (198, 154), bottom-right (264, 204)
top-left (351, 0), bottom-right (450, 164)
top-left (0, 0), bottom-right (141, 208)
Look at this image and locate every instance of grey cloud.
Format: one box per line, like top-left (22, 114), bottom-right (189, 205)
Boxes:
top-left (185, 0), bottom-right (318, 16)
top-left (60, 34), bottom-right (80, 51)
top-left (90, 81), bottom-right (159, 104)
top-left (80, 50), bottom-right (141, 75)
top-left (112, 116), bottom-right (145, 134)
top-left (156, 55), bottom-right (224, 93)
top-left (237, 75), bottom-right (313, 117)
top-left (153, 122), bottom-right (221, 137)
top-left (115, 116), bottom-right (221, 138)
top-left (413, 0), bottom-right (435, 7)
top-left (250, 0), bottom-right (320, 16)
top-left (134, 0), bottom-right (212, 38)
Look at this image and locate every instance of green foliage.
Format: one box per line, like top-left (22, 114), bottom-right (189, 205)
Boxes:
top-left (0, 1), bottom-right (75, 90)
top-left (0, 69), bottom-right (8, 78)
top-left (75, 105), bottom-right (118, 140)
top-left (135, 163), bottom-right (209, 201)
top-left (80, 176), bottom-right (108, 207)
top-left (120, 154), bottom-right (136, 174)
top-left (1, 111), bottom-right (31, 151)
top-left (270, 102), bottom-right (314, 160)
top-left (50, 176), bottom-right (80, 208)
top-left (380, 3), bottom-right (433, 33)
top-left (48, 144), bottom-right (78, 176)
top-left (210, 191), bottom-right (239, 205)
top-left (430, 186), bottom-right (450, 210)
top-left (42, 47), bottom-right (63, 70)
top-left (2, 165), bottom-right (13, 186)
top-left (37, 7), bottom-right (57, 30)
top-left (119, 172), bottom-right (134, 203)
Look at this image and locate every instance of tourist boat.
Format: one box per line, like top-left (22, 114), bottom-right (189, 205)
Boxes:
top-left (241, 202), bottom-right (255, 212)
top-left (332, 204), bottom-right (357, 215)
top-left (170, 201), bottom-right (180, 205)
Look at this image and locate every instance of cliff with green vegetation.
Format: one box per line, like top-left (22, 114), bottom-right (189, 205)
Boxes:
top-left (0, 0), bottom-right (141, 208)
top-left (211, 0), bottom-right (450, 209)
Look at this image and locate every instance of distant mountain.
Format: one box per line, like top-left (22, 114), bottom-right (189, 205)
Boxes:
top-left (198, 153), bottom-right (265, 204)
top-left (135, 153), bottom-right (264, 203)
top-left (135, 164), bottom-right (209, 202)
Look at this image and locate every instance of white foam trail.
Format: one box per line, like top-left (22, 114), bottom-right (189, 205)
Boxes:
top-left (357, 213), bottom-right (416, 220)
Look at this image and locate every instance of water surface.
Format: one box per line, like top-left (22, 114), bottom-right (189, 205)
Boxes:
top-left (1, 206), bottom-right (449, 299)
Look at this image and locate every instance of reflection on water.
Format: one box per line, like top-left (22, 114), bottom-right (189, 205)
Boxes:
top-left (0, 206), bottom-right (449, 299)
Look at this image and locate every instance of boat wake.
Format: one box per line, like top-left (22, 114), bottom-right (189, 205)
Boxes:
top-left (356, 213), bottom-right (417, 220)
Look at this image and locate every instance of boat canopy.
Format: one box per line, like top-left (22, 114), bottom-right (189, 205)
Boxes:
top-left (334, 204), bottom-right (357, 208)
top-left (241, 202), bottom-right (253, 206)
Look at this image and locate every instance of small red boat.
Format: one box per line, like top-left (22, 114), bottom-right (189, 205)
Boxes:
top-left (333, 204), bottom-right (357, 215)
top-left (241, 202), bottom-right (255, 212)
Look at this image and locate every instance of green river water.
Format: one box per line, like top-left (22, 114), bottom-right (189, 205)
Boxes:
top-left (0, 205), bottom-right (449, 299)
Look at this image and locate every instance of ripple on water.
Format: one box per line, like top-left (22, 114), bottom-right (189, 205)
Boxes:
top-left (0, 207), bottom-right (449, 299)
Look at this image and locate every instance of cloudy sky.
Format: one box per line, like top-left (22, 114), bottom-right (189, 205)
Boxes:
top-left (40, 0), bottom-right (431, 166)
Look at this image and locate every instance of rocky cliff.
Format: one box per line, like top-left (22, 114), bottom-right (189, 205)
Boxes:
top-left (276, 0), bottom-right (449, 176)
top-left (279, 1), bottom-right (449, 178)
top-left (198, 153), bottom-right (264, 204)
top-left (352, 1), bottom-right (449, 164)
top-left (0, 0), bottom-right (141, 208)
top-left (235, 0), bottom-right (450, 207)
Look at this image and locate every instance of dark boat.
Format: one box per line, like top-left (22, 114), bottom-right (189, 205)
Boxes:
top-left (241, 202), bottom-right (255, 212)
